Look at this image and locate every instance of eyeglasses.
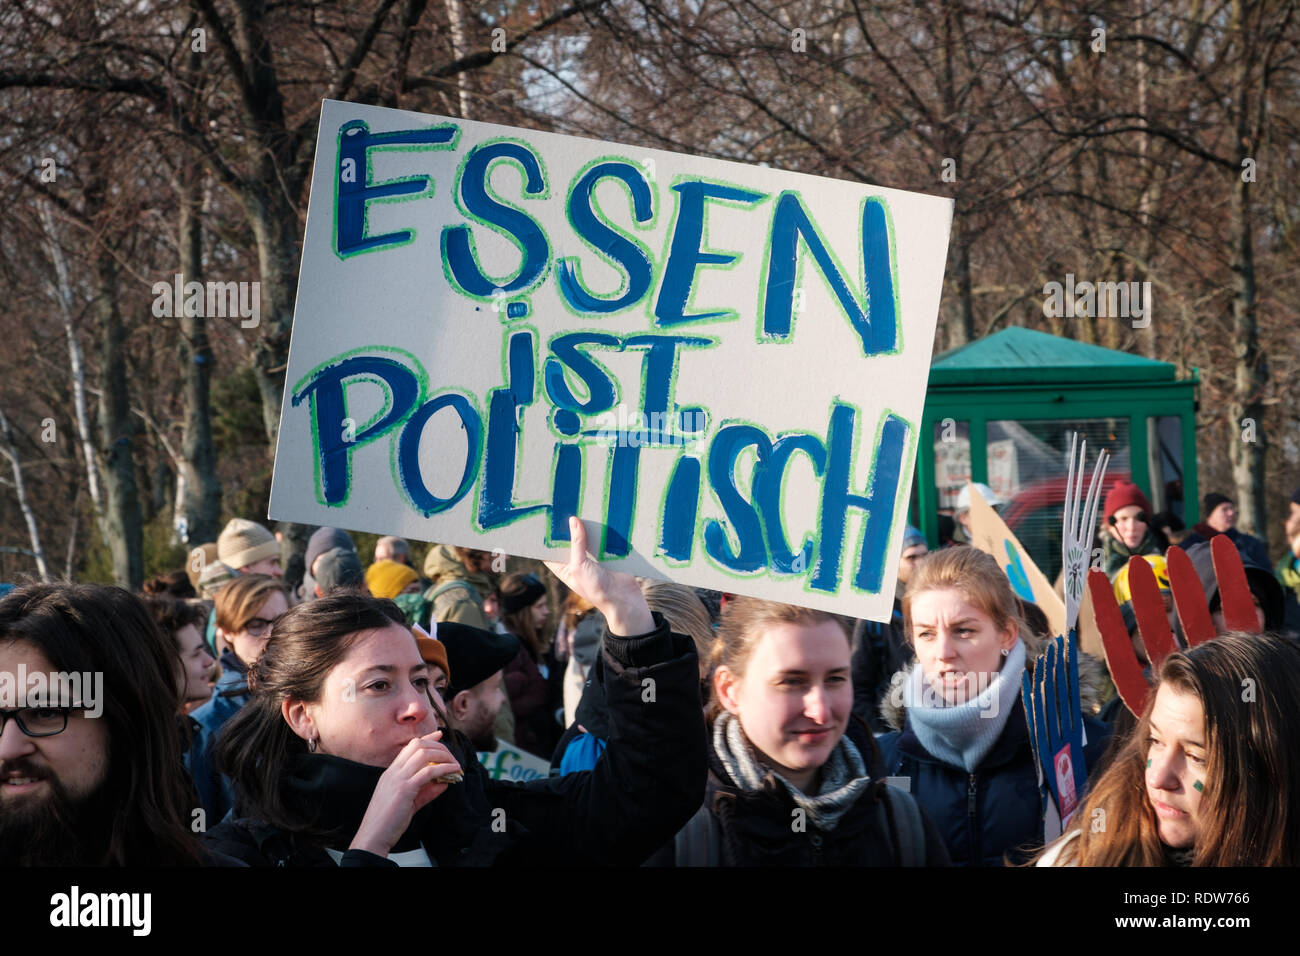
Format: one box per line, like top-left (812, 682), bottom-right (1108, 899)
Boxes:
top-left (241, 616), bottom-right (277, 638)
top-left (0, 706), bottom-right (75, 737)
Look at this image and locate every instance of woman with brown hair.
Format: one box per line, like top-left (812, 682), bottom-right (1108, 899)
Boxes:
top-left (651, 595), bottom-right (948, 865)
top-left (189, 574), bottom-right (290, 823)
top-left (202, 517), bottom-right (708, 866)
top-left (498, 571), bottom-right (562, 758)
top-left (1037, 631), bottom-right (1300, 866)
top-left (876, 547), bottom-right (1111, 866)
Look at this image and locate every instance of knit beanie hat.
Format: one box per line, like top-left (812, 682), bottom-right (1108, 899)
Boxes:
top-left (306, 526), bottom-right (355, 573)
top-left (366, 559), bottom-right (419, 600)
top-left (902, 524), bottom-right (926, 551)
top-left (500, 573), bottom-right (547, 615)
top-left (186, 542), bottom-right (220, 590)
top-left (197, 559), bottom-right (238, 600)
top-left (314, 547), bottom-right (364, 594)
top-left (412, 625), bottom-right (450, 682)
top-left (218, 518), bottom-right (279, 570)
top-left (1104, 480), bottom-right (1152, 520)
top-left (1203, 492), bottom-right (1233, 516)
top-left (437, 622), bottom-right (520, 698)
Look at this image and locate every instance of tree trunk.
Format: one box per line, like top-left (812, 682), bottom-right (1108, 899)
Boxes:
top-left (0, 406), bottom-right (51, 581)
top-left (949, 224), bottom-right (974, 347)
top-left (1226, 153), bottom-right (1266, 537)
top-left (1227, 0), bottom-right (1267, 538)
top-left (92, 243), bottom-right (144, 588)
top-left (246, 188), bottom-right (299, 446)
top-left (40, 202), bottom-right (104, 517)
top-left (176, 160), bottom-right (224, 545)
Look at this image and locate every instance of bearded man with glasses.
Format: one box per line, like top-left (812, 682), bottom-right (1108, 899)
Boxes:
top-left (0, 584), bottom-right (205, 865)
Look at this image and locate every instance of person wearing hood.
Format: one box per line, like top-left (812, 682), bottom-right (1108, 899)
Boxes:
top-left (422, 544), bottom-right (496, 628)
top-left (189, 574), bottom-right (290, 823)
top-left (1180, 493), bottom-right (1270, 570)
top-left (876, 547), bottom-right (1111, 866)
top-left (202, 516), bottom-right (707, 867)
top-left (299, 527), bottom-right (357, 602)
top-left (851, 525), bottom-right (926, 732)
top-left (1100, 481), bottom-right (1168, 579)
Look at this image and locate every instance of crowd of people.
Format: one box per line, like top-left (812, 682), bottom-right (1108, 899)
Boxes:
top-left (2, 481), bottom-right (1299, 868)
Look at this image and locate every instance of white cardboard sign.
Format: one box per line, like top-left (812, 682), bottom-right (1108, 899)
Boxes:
top-left (269, 100), bottom-right (952, 620)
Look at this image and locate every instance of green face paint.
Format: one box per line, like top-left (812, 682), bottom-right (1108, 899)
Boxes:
top-left (1146, 759), bottom-right (1152, 768)
top-left (1193, 781), bottom-right (1204, 793)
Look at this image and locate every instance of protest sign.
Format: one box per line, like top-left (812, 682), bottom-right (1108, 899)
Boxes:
top-left (967, 485), bottom-right (1104, 658)
top-left (269, 100), bottom-right (953, 619)
top-left (477, 743), bottom-right (551, 783)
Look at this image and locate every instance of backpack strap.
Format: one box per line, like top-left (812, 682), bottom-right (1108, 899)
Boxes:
top-left (673, 805), bottom-right (722, 867)
top-left (429, 579), bottom-right (480, 607)
top-left (879, 782), bottom-right (927, 867)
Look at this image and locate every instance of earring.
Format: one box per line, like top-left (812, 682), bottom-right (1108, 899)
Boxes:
top-left (308, 735), bottom-right (319, 753)
top-left (1001, 648), bottom-right (1009, 657)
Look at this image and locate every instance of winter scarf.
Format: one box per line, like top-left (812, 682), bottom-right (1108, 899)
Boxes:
top-left (1102, 530), bottom-right (1163, 577)
top-left (712, 711), bottom-right (872, 832)
top-left (902, 638), bottom-right (1026, 772)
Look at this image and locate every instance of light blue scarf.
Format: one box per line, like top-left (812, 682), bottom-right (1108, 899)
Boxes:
top-left (903, 638), bottom-right (1025, 772)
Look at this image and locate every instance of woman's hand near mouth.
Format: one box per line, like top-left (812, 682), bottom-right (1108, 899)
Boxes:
top-left (350, 730), bottom-right (461, 856)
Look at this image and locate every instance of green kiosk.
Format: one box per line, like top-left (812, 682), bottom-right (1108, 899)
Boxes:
top-left (910, 327), bottom-right (1200, 581)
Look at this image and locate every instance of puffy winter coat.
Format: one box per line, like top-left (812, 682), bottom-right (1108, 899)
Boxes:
top-left (875, 636), bottom-right (1111, 867)
top-left (421, 544), bottom-right (493, 628)
top-left (203, 614), bottom-right (707, 866)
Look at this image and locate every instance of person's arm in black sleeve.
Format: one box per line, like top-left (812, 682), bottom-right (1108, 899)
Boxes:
top-left (488, 610), bottom-right (707, 865)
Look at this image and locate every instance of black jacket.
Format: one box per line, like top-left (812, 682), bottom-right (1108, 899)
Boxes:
top-left (648, 716), bottom-right (950, 866)
top-left (850, 601), bottom-right (911, 733)
top-left (877, 698), bottom-right (1110, 866)
top-left (203, 614), bottom-right (707, 866)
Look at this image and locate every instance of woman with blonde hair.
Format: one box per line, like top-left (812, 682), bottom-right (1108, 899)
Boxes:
top-left (1037, 631), bottom-right (1300, 866)
top-left (648, 595), bottom-right (948, 865)
top-left (876, 547), bottom-right (1111, 866)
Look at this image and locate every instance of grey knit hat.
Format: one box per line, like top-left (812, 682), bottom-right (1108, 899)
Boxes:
top-left (314, 546), bottom-right (365, 594)
top-left (197, 559), bottom-right (238, 599)
top-left (217, 518), bottom-right (280, 570)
